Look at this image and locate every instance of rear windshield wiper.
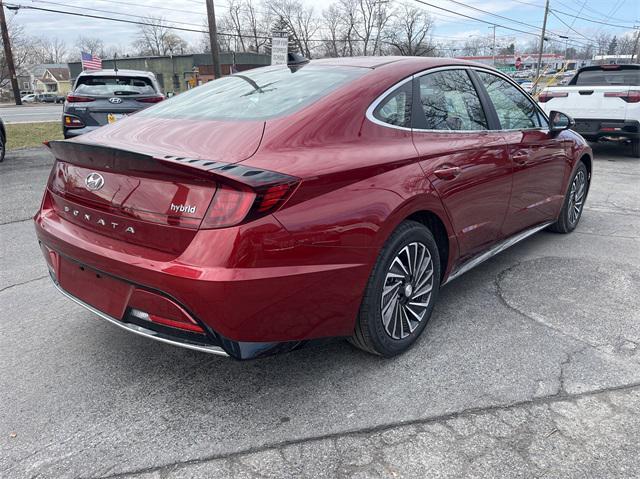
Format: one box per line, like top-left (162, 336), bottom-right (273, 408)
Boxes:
top-left (112, 90), bottom-right (141, 96)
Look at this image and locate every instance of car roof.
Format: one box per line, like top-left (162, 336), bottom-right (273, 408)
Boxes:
top-left (310, 56), bottom-right (483, 70)
top-left (77, 69), bottom-right (156, 78)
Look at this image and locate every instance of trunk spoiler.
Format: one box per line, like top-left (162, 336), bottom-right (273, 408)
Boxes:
top-left (47, 140), bottom-right (295, 190)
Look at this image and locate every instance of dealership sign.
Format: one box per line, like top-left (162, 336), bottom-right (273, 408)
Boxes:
top-left (271, 32), bottom-right (288, 65)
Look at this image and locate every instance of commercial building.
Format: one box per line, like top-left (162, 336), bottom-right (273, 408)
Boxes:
top-left (67, 52), bottom-right (271, 94)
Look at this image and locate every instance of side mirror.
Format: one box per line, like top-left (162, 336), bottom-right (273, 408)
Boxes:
top-left (549, 110), bottom-right (575, 133)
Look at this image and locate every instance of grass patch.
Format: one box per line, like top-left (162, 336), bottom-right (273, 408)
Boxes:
top-left (6, 122), bottom-right (63, 150)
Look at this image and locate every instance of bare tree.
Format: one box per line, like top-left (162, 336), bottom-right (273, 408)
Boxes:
top-left (225, 0), bottom-right (247, 52)
top-left (75, 36), bottom-right (105, 57)
top-left (265, 0), bottom-right (318, 58)
top-left (134, 16), bottom-right (188, 56)
top-left (593, 32), bottom-right (612, 56)
top-left (0, 22), bottom-right (38, 89)
top-left (321, 4), bottom-right (343, 57)
top-left (34, 37), bottom-right (68, 63)
top-left (386, 5), bottom-right (434, 56)
top-left (245, 0), bottom-right (271, 53)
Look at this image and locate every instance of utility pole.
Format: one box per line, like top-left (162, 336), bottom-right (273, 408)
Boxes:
top-left (205, 0), bottom-right (222, 79)
top-left (490, 25), bottom-right (496, 66)
top-left (0, 0), bottom-right (21, 105)
top-left (632, 28), bottom-right (640, 63)
top-left (535, 0), bottom-right (550, 88)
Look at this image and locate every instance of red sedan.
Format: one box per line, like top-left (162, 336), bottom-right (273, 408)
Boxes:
top-left (35, 57), bottom-right (591, 359)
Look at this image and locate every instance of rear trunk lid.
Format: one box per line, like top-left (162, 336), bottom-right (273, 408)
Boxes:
top-left (46, 117), bottom-right (266, 255)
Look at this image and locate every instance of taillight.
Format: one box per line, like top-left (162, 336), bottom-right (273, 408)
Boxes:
top-left (538, 91), bottom-right (568, 103)
top-left (66, 94), bottom-right (94, 102)
top-left (63, 114), bottom-right (84, 128)
top-left (137, 96), bottom-right (165, 103)
top-left (200, 174), bottom-right (299, 229)
top-left (201, 184), bottom-right (256, 229)
top-left (604, 91), bottom-right (640, 103)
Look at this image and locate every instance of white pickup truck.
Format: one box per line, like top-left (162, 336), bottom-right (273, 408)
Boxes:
top-left (539, 64), bottom-right (640, 157)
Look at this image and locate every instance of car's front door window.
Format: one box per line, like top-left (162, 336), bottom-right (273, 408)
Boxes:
top-left (476, 71), bottom-right (541, 130)
top-left (417, 70), bottom-right (488, 131)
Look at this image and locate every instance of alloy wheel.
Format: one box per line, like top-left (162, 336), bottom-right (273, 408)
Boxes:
top-left (567, 170), bottom-right (586, 225)
top-left (381, 242), bottom-right (434, 340)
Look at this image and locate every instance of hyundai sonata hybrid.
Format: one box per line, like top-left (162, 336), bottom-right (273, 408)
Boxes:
top-left (35, 57), bottom-right (591, 359)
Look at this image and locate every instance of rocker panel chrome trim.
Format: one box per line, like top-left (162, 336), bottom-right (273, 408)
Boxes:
top-left (443, 221), bottom-right (553, 285)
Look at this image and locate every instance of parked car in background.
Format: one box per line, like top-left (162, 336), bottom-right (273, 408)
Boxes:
top-left (38, 93), bottom-right (59, 103)
top-left (62, 69), bottom-right (164, 138)
top-left (36, 57), bottom-right (592, 359)
top-left (20, 93), bottom-right (37, 103)
top-left (539, 64), bottom-right (640, 156)
top-left (0, 116), bottom-right (5, 162)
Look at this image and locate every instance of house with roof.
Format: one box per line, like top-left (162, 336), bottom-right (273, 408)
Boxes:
top-left (34, 66), bottom-right (71, 94)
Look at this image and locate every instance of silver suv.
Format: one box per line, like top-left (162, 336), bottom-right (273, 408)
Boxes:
top-left (63, 69), bottom-right (164, 138)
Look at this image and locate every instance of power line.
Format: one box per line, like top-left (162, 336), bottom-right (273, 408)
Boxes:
top-left (551, 8), bottom-right (640, 30)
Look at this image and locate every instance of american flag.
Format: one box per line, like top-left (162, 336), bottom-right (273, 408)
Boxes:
top-left (81, 52), bottom-right (102, 71)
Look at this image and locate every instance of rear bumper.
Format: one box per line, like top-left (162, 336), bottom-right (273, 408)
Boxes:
top-left (51, 276), bottom-right (228, 356)
top-left (572, 118), bottom-right (640, 140)
top-left (34, 198), bottom-right (369, 358)
top-left (63, 126), bottom-right (100, 138)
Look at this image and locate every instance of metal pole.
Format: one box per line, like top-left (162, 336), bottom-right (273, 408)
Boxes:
top-left (205, 0), bottom-right (222, 79)
top-left (491, 25), bottom-right (496, 66)
top-left (0, 0), bottom-right (21, 105)
top-left (535, 0), bottom-right (550, 85)
top-left (632, 28), bottom-right (640, 63)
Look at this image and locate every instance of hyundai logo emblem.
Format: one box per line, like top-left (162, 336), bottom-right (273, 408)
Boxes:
top-left (85, 172), bottom-right (105, 191)
top-left (108, 97), bottom-right (122, 104)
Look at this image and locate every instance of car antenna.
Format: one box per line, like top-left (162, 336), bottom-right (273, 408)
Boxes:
top-left (287, 52), bottom-right (309, 73)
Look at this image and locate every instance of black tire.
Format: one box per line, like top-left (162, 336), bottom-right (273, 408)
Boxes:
top-left (548, 162), bottom-right (588, 234)
top-left (0, 134), bottom-right (5, 163)
top-left (632, 139), bottom-right (640, 158)
top-left (349, 221), bottom-right (441, 357)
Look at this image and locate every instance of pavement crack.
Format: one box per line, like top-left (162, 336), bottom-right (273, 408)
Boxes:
top-left (0, 217), bottom-right (33, 226)
top-left (0, 275), bottom-right (48, 294)
top-left (88, 381), bottom-right (640, 479)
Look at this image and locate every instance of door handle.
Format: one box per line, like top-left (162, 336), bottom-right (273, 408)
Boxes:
top-left (434, 166), bottom-right (461, 180)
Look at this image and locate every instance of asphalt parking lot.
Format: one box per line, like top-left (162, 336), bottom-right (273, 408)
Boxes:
top-left (1, 143), bottom-right (639, 478)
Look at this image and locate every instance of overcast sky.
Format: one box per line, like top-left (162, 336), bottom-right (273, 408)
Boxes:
top-left (8, 0), bottom-right (640, 57)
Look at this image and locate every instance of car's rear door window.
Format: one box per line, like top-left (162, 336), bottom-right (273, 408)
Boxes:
top-left (74, 76), bottom-right (156, 96)
top-left (417, 70), bottom-right (488, 131)
top-left (475, 71), bottom-right (541, 130)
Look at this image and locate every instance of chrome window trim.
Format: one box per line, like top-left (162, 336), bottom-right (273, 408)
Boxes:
top-left (366, 64), bottom-right (552, 134)
top-left (365, 75), bottom-right (414, 131)
top-left (51, 277), bottom-right (229, 356)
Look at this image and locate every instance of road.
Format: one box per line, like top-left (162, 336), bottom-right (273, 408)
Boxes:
top-left (0, 104), bottom-right (62, 124)
top-left (1, 144), bottom-right (639, 478)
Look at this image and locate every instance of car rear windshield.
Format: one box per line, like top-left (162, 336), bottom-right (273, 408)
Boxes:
top-left (572, 68), bottom-right (640, 86)
top-left (138, 65), bottom-right (367, 121)
top-left (74, 76), bottom-right (156, 96)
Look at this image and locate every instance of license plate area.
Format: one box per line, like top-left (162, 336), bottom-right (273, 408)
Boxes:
top-left (58, 256), bottom-right (132, 320)
top-left (107, 113), bottom-right (125, 124)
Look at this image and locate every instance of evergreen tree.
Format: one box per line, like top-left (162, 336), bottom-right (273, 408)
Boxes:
top-left (264, 17), bottom-right (298, 56)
